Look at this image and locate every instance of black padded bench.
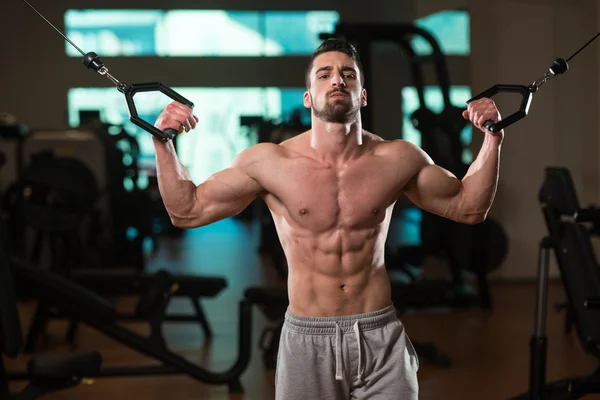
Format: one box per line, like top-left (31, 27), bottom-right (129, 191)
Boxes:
top-left (71, 269), bottom-right (226, 331)
top-left (71, 269), bottom-right (227, 297)
top-left (21, 267), bottom-right (227, 353)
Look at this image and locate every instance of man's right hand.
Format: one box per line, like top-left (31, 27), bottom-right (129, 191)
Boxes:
top-left (154, 101), bottom-right (199, 135)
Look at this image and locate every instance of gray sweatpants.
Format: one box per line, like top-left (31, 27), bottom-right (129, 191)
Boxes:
top-left (275, 305), bottom-right (419, 400)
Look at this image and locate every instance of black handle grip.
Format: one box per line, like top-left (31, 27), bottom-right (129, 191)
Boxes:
top-left (466, 84), bottom-right (534, 133)
top-left (121, 82), bottom-right (195, 142)
top-left (483, 120), bottom-right (496, 132)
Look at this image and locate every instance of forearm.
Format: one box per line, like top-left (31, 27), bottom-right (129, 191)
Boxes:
top-left (458, 133), bottom-right (503, 222)
top-left (153, 137), bottom-right (198, 221)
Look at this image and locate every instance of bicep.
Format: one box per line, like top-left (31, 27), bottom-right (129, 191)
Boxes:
top-left (402, 155), bottom-right (463, 219)
top-left (183, 145), bottom-right (274, 227)
top-left (192, 166), bottom-right (263, 225)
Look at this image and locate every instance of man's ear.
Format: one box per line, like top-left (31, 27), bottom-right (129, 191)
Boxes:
top-left (303, 90), bottom-right (312, 108)
top-left (361, 88), bottom-right (367, 107)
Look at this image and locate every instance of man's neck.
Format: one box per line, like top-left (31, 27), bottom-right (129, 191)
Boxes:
top-left (309, 118), bottom-right (363, 164)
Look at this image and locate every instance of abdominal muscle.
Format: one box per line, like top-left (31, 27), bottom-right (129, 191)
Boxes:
top-left (279, 224), bottom-right (393, 317)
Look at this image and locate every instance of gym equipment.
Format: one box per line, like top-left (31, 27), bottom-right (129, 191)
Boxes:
top-left (4, 234), bottom-right (252, 393)
top-left (4, 147), bottom-right (105, 281)
top-left (85, 120), bottom-right (160, 269)
top-left (509, 167), bottom-right (600, 399)
top-left (21, 0), bottom-right (193, 143)
top-left (3, 125), bottom-right (156, 271)
top-left (468, 32), bottom-right (600, 133)
top-left (5, 145), bottom-right (228, 352)
top-left (23, 268), bottom-right (227, 354)
top-left (0, 212), bottom-right (103, 400)
top-left (16, 149), bottom-right (100, 234)
top-left (11, 263), bottom-right (252, 393)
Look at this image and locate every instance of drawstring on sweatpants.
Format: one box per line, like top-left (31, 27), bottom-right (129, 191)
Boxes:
top-left (353, 321), bottom-right (363, 381)
top-left (335, 321), bottom-right (364, 381)
top-left (335, 323), bottom-right (343, 380)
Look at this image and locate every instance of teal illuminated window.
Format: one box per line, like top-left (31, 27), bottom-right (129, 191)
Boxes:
top-left (411, 10), bottom-right (469, 56)
top-left (402, 85), bottom-right (472, 164)
top-left (64, 10), bottom-right (339, 56)
top-left (68, 87), bottom-right (307, 185)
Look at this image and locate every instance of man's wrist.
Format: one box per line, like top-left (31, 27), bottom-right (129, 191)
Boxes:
top-left (152, 135), bottom-right (177, 153)
top-left (484, 130), bottom-right (504, 146)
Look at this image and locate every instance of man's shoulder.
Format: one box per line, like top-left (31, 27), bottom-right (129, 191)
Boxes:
top-left (361, 131), bottom-right (418, 150)
top-left (233, 142), bottom-right (283, 166)
top-left (372, 137), bottom-right (427, 158)
top-left (233, 135), bottom-right (308, 171)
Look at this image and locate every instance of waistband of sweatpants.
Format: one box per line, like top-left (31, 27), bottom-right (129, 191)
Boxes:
top-left (283, 304), bottom-right (397, 334)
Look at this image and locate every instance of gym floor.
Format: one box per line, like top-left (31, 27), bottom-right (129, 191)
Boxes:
top-left (5, 217), bottom-right (600, 400)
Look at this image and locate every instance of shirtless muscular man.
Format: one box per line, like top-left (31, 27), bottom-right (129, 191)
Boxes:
top-left (152, 39), bottom-right (503, 399)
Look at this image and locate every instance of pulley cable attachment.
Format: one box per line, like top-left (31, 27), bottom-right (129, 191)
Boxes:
top-left (21, 0), bottom-right (193, 142)
top-left (82, 52), bottom-right (128, 93)
top-left (467, 31), bottom-right (599, 133)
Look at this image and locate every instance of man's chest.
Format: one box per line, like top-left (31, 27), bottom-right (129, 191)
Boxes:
top-left (257, 155), bottom-right (414, 230)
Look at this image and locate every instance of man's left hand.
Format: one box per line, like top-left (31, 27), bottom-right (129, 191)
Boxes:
top-left (462, 97), bottom-right (502, 135)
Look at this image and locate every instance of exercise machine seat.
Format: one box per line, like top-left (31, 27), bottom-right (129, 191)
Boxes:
top-left (71, 269), bottom-right (227, 297)
top-left (28, 351), bottom-right (102, 380)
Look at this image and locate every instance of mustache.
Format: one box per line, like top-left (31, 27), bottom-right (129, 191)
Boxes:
top-left (328, 89), bottom-right (349, 97)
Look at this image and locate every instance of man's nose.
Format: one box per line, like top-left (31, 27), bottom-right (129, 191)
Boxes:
top-left (331, 74), bottom-right (346, 87)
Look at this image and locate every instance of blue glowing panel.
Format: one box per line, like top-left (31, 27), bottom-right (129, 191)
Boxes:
top-left (412, 10), bottom-right (470, 56)
top-left (64, 10), bottom-right (339, 56)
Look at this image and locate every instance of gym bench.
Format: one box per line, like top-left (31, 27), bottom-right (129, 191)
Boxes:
top-left (10, 259), bottom-right (253, 393)
top-left (22, 268), bottom-right (227, 353)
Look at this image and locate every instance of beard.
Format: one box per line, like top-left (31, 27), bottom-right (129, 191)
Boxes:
top-left (311, 90), bottom-right (361, 124)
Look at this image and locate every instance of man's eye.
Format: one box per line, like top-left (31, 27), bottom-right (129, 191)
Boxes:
top-left (319, 75), bottom-right (329, 79)
top-left (345, 74), bottom-right (355, 79)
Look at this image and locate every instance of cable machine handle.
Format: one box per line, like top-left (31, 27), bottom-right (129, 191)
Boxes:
top-left (466, 58), bottom-right (569, 133)
top-left (466, 84), bottom-right (534, 133)
top-left (120, 82), bottom-right (195, 142)
top-left (83, 52), bottom-right (194, 142)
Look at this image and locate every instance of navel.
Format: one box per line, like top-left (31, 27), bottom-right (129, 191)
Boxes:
top-left (299, 208), bottom-right (309, 216)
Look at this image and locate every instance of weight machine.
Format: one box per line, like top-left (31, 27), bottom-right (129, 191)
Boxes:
top-left (509, 167), bottom-right (600, 399)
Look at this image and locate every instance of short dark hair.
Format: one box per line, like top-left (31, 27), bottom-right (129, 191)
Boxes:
top-left (305, 38), bottom-right (365, 89)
